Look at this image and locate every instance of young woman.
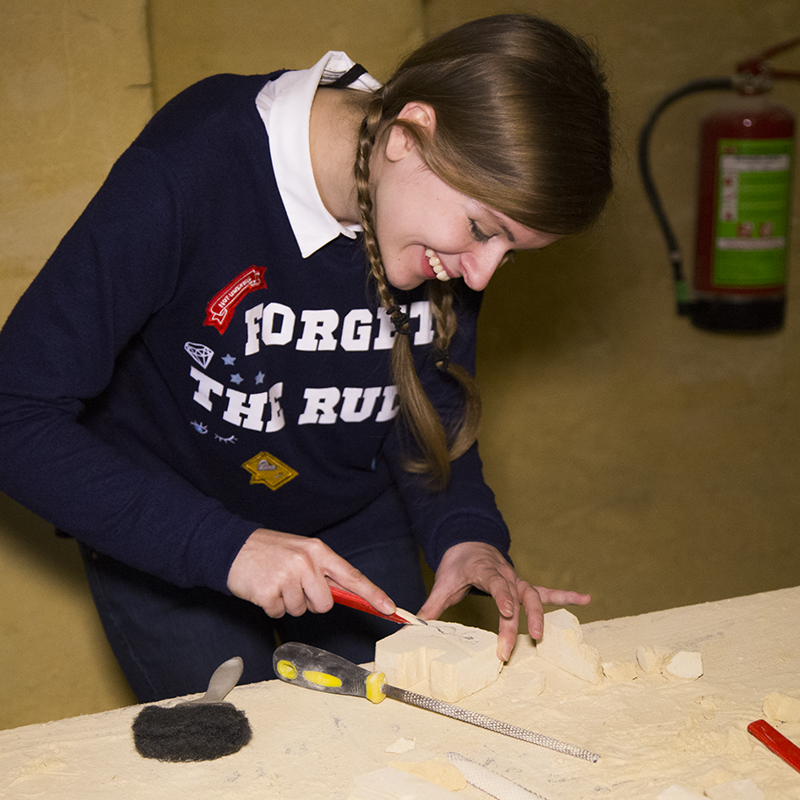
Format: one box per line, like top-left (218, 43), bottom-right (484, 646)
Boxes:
top-left (0, 14), bottom-right (612, 701)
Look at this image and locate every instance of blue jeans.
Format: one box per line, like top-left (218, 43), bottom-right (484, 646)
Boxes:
top-left (80, 525), bottom-right (427, 703)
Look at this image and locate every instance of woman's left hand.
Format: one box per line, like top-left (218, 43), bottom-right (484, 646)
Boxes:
top-left (416, 542), bottom-right (591, 662)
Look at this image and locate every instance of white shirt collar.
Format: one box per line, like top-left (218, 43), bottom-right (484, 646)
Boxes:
top-left (256, 51), bottom-right (381, 258)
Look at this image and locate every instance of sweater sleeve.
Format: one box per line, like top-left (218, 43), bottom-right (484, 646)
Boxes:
top-left (391, 287), bottom-right (512, 572)
top-left (0, 146), bottom-right (257, 593)
top-left (395, 442), bottom-right (512, 573)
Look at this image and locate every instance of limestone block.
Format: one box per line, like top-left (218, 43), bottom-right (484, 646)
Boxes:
top-left (507, 633), bottom-right (537, 666)
top-left (389, 758), bottom-right (467, 791)
top-left (705, 778), bottom-right (765, 800)
top-left (602, 660), bottom-right (639, 682)
top-left (763, 691), bottom-right (800, 723)
top-left (636, 645), bottom-right (670, 675)
top-left (374, 621), bottom-right (502, 703)
top-left (348, 767), bottom-right (455, 799)
top-left (663, 651), bottom-right (703, 681)
top-left (384, 737), bottom-right (415, 754)
top-left (535, 609), bottom-right (603, 684)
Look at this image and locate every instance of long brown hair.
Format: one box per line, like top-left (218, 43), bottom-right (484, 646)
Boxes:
top-left (354, 15), bottom-right (612, 489)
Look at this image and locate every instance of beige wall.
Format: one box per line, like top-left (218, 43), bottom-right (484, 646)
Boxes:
top-left (0, 0), bottom-right (152, 728)
top-left (1, 0), bottom-right (798, 730)
top-left (433, 0), bottom-right (800, 629)
top-left (148, 0), bottom-right (425, 107)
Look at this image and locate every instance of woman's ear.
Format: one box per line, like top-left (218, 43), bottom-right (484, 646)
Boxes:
top-left (384, 102), bottom-right (436, 162)
top-left (397, 101), bottom-right (436, 129)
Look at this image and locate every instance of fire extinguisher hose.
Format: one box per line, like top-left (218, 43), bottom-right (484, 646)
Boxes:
top-left (637, 77), bottom-right (734, 314)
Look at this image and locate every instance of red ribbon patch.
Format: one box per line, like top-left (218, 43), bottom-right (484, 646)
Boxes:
top-left (204, 266), bottom-right (267, 334)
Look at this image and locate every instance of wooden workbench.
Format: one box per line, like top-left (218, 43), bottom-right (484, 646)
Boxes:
top-left (2, 587), bottom-right (799, 798)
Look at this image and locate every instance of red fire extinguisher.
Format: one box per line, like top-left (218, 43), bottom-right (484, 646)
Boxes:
top-left (639, 37), bottom-right (799, 332)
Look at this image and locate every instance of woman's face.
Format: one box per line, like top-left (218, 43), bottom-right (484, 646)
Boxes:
top-left (370, 105), bottom-right (560, 292)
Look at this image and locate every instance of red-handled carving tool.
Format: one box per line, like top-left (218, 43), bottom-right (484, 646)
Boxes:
top-left (748, 719), bottom-right (800, 774)
top-left (330, 586), bottom-right (427, 626)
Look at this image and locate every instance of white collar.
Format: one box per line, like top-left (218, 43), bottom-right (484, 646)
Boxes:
top-left (256, 51), bottom-right (381, 258)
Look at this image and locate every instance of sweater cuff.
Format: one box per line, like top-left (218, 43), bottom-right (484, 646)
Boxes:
top-left (179, 507), bottom-right (261, 595)
top-left (425, 509), bottom-right (512, 573)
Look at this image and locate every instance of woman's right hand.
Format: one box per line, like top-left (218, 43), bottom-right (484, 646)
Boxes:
top-left (227, 528), bottom-right (397, 619)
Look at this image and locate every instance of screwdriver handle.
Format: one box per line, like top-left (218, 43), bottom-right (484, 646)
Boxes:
top-left (273, 642), bottom-right (387, 703)
top-left (274, 642), bottom-right (600, 762)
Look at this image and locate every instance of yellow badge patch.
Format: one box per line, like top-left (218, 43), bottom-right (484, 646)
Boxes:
top-left (242, 451), bottom-right (298, 490)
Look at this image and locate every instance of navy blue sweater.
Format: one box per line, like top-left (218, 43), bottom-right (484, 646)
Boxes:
top-left (0, 73), bottom-right (510, 595)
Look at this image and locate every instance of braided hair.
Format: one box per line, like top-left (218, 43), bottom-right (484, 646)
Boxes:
top-left (353, 14), bottom-right (612, 489)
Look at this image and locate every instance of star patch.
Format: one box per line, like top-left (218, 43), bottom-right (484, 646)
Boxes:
top-left (242, 451), bottom-right (298, 491)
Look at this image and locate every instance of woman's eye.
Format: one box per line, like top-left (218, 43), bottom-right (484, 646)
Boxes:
top-left (469, 219), bottom-right (492, 243)
top-left (500, 250), bottom-right (516, 267)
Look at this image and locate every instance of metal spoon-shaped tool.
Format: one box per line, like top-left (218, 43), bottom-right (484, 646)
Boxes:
top-left (177, 656), bottom-right (244, 706)
top-left (133, 656), bottom-right (252, 761)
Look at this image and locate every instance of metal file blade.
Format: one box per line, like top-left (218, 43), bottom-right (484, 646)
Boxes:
top-left (273, 642), bottom-right (600, 763)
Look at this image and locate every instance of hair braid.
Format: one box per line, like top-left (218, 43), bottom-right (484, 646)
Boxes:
top-left (427, 281), bottom-right (481, 463)
top-left (354, 94), bottom-right (467, 489)
top-left (349, 14), bottom-right (612, 488)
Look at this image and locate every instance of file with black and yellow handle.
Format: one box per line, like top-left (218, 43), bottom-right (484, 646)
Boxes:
top-left (272, 642), bottom-right (599, 762)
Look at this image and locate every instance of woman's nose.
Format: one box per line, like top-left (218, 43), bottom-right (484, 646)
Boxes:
top-left (461, 246), bottom-right (506, 291)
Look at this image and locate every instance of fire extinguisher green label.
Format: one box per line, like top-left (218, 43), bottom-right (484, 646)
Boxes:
top-left (713, 138), bottom-right (793, 288)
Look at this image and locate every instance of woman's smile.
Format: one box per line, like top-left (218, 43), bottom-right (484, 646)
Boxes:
top-left (424, 248), bottom-right (452, 282)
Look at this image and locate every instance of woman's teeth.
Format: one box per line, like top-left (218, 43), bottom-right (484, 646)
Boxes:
top-left (425, 249), bottom-right (451, 282)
